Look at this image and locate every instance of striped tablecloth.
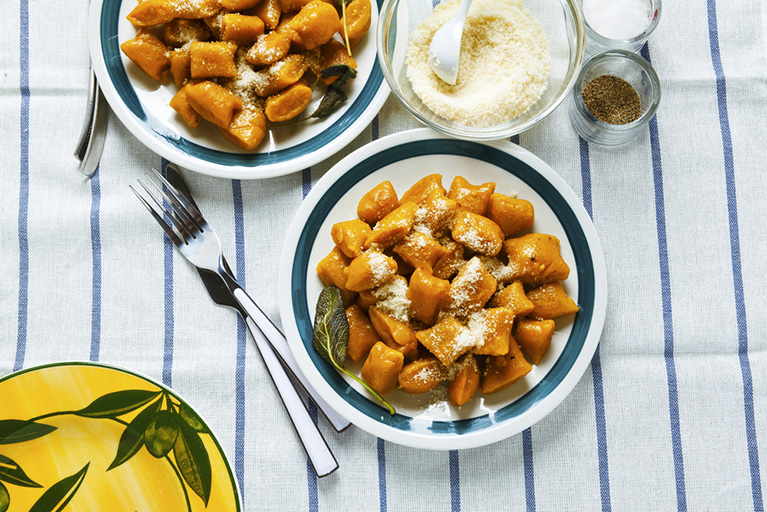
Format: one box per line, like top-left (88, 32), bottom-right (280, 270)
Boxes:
top-left (1, 0), bottom-right (765, 510)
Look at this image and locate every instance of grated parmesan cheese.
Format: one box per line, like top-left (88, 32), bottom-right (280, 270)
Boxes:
top-left (406, 0), bottom-right (551, 127)
top-left (373, 276), bottom-right (411, 322)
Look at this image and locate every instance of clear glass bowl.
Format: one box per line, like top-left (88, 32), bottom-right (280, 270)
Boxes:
top-left (579, 0), bottom-right (662, 56)
top-left (376, 0), bottom-right (586, 140)
top-left (569, 49), bottom-right (661, 145)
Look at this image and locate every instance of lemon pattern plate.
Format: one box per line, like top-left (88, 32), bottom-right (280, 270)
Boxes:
top-left (0, 363), bottom-right (240, 512)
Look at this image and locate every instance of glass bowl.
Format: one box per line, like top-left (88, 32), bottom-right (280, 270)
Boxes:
top-left (580, 0), bottom-right (662, 56)
top-left (569, 49), bottom-right (661, 145)
top-left (376, 0), bottom-right (586, 140)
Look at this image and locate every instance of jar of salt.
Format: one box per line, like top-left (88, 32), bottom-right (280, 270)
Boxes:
top-left (580, 0), bottom-right (662, 55)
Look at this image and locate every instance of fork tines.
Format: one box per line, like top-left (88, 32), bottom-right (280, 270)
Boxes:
top-left (130, 168), bottom-right (204, 245)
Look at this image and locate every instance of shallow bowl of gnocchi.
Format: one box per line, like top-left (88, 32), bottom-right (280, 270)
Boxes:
top-left (279, 128), bottom-right (607, 449)
top-left (89, 0), bottom-right (389, 178)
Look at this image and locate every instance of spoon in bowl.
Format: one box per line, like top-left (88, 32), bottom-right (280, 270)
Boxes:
top-left (428, 0), bottom-right (473, 85)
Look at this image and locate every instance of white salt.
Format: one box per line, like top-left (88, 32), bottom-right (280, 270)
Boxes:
top-left (583, 0), bottom-right (652, 40)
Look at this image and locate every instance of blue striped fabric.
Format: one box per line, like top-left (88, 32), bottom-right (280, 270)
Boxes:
top-left (522, 428), bottom-right (536, 512)
top-left (161, 159), bottom-right (174, 387)
top-left (89, 169), bottom-right (102, 363)
top-left (232, 179), bottom-right (247, 503)
top-left (449, 450), bottom-right (461, 511)
top-left (15, 0), bottom-right (30, 374)
top-left (641, 43), bottom-right (688, 512)
top-left (704, 3), bottom-right (763, 509)
top-left (578, 137), bottom-right (612, 511)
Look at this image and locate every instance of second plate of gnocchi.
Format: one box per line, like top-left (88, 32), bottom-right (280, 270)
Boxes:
top-left (279, 128), bottom-right (607, 449)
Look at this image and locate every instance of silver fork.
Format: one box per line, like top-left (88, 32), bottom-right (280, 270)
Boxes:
top-left (131, 171), bottom-right (339, 477)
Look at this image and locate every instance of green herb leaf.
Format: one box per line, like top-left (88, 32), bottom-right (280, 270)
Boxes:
top-left (334, 0), bottom-right (352, 55)
top-left (0, 420), bottom-right (56, 445)
top-left (0, 454), bottom-right (41, 488)
top-left (0, 481), bottom-right (9, 512)
top-left (179, 402), bottom-right (208, 433)
top-left (144, 410), bottom-right (179, 458)
top-left (319, 64), bottom-right (358, 88)
top-left (173, 420), bottom-right (212, 505)
top-left (310, 86), bottom-right (348, 120)
top-left (74, 389), bottom-right (162, 419)
top-left (28, 462), bottom-right (89, 512)
top-left (313, 286), bottom-right (395, 415)
top-left (107, 397), bottom-right (162, 471)
top-left (313, 286), bottom-right (349, 367)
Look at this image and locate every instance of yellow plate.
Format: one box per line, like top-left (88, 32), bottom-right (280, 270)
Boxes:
top-left (0, 363), bottom-right (240, 512)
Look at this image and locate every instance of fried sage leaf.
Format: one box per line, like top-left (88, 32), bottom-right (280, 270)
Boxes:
top-left (313, 286), bottom-right (349, 367)
top-left (313, 286), bottom-right (395, 415)
top-left (310, 87), bottom-right (348, 120)
top-left (319, 64), bottom-right (358, 88)
top-left (74, 389), bottom-right (161, 419)
top-left (0, 420), bottom-right (56, 445)
top-left (29, 463), bottom-right (89, 512)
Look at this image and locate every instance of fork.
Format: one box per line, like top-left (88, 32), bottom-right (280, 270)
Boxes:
top-left (131, 171), bottom-right (339, 477)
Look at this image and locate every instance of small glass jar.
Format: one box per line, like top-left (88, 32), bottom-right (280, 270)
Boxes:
top-left (569, 50), bottom-right (661, 146)
top-left (580, 0), bottom-right (662, 56)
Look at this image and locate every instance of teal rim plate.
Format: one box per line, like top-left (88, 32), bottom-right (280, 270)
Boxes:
top-left (88, 0), bottom-right (389, 179)
top-left (279, 128), bottom-right (607, 450)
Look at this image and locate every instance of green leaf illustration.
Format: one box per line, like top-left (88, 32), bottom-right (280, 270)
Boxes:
top-left (179, 402), bottom-right (208, 433)
top-left (74, 389), bottom-right (161, 419)
top-left (107, 398), bottom-right (162, 471)
top-left (144, 410), bottom-right (179, 458)
top-left (0, 454), bottom-right (41, 488)
top-left (28, 462), bottom-right (89, 512)
top-left (0, 481), bottom-right (9, 512)
top-left (173, 420), bottom-right (212, 506)
top-left (0, 420), bottom-right (56, 445)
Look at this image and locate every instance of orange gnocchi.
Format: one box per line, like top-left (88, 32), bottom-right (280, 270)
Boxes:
top-left (120, 0), bottom-right (371, 151)
top-left (316, 174), bottom-right (579, 407)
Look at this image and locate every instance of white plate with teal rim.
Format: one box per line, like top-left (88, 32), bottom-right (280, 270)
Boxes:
top-left (89, 0), bottom-right (389, 179)
top-left (0, 362), bottom-right (240, 510)
top-left (279, 128), bottom-right (607, 450)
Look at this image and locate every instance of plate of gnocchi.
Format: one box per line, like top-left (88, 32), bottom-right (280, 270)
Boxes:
top-left (279, 128), bottom-right (607, 449)
top-left (89, 0), bottom-right (389, 178)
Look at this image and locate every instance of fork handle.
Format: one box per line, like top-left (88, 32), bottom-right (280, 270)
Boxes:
top-left (232, 288), bottom-right (351, 433)
top-left (243, 314), bottom-right (339, 477)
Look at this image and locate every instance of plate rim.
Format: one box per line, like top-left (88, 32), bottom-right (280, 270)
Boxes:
top-left (88, 0), bottom-right (390, 180)
top-left (0, 360), bottom-right (242, 509)
top-left (279, 127), bottom-right (607, 450)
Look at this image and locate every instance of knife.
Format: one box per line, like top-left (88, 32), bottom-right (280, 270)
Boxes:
top-left (164, 164), bottom-right (351, 433)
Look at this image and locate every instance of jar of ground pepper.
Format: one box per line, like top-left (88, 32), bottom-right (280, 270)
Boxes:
top-left (569, 49), bottom-right (661, 146)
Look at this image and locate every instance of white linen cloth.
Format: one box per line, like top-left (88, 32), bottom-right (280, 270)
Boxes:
top-left (0, 0), bottom-right (765, 510)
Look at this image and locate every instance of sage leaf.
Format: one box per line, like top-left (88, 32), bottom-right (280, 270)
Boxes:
top-left (0, 454), bottom-right (41, 488)
top-left (75, 389), bottom-right (161, 419)
top-left (312, 286), bottom-right (395, 415)
top-left (319, 64), bottom-right (358, 88)
top-left (107, 397), bottom-right (162, 471)
top-left (144, 410), bottom-right (179, 458)
top-left (310, 87), bottom-right (348, 120)
top-left (312, 286), bottom-right (349, 367)
top-left (0, 481), bottom-right (8, 512)
top-left (28, 462), bottom-right (89, 512)
top-left (173, 420), bottom-right (212, 505)
top-left (0, 420), bottom-right (56, 445)
top-left (179, 402), bottom-right (208, 433)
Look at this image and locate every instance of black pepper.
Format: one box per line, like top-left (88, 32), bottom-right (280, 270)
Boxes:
top-left (582, 75), bottom-right (642, 125)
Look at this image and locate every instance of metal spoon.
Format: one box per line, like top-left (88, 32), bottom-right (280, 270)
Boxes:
top-left (428, 0), bottom-right (473, 85)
